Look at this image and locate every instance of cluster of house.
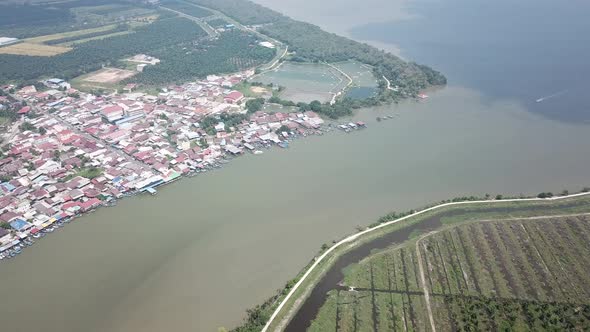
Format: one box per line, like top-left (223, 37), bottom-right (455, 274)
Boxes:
top-left (0, 71), bottom-right (326, 259)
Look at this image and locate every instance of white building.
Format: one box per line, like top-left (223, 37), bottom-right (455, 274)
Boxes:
top-left (0, 37), bottom-right (19, 47)
top-left (259, 41), bottom-right (275, 49)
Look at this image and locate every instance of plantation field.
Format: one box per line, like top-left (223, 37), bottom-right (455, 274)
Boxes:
top-left (0, 42), bottom-right (71, 56)
top-left (310, 214), bottom-right (590, 331)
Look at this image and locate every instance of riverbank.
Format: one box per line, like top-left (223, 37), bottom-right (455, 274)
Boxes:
top-left (230, 191), bottom-right (590, 332)
top-left (0, 113), bottom-right (379, 262)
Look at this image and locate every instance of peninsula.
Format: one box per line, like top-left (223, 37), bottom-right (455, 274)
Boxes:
top-left (0, 0), bottom-right (445, 260)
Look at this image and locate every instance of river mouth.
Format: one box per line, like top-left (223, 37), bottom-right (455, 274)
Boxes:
top-left (284, 200), bottom-right (589, 331)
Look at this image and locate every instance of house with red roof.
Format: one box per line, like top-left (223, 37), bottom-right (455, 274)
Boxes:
top-left (224, 91), bottom-right (244, 104)
top-left (101, 105), bottom-right (124, 123)
top-left (17, 106), bottom-right (31, 115)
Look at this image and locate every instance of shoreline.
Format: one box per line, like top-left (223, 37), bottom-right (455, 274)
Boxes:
top-left (0, 113), bottom-right (377, 262)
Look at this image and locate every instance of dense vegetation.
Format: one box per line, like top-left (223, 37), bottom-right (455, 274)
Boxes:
top-left (267, 94), bottom-right (382, 119)
top-left (186, 0), bottom-right (283, 25)
top-left (245, 98), bottom-right (265, 114)
top-left (188, 0), bottom-right (445, 96)
top-left (0, 1), bottom-right (130, 28)
top-left (0, 18), bottom-right (207, 82)
top-left (159, 0), bottom-right (212, 18)
top-left (200, 113), bottom-right (248, 135)
top-left (131, 31), bottom-right (275, 85)
top-left (207, 18), bottom-right (229, 28)
top-left (0, 0), bottom-right (150, 38)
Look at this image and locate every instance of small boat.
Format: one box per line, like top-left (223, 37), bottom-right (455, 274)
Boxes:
top-left (253, 150), bottom-right (264, 155)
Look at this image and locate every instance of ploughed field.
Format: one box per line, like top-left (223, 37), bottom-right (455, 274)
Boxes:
top-left (310, 215), bottom-right (590, 331)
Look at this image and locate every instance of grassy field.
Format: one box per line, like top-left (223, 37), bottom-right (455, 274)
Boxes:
top-left (24, 24), bottom-right (119, 44)
top-left (70, 67), bottom-right (136, 92)
top-left (309, 214), bottom-right (590, 331)
top-left (0, 42), bottom-right (71, 56)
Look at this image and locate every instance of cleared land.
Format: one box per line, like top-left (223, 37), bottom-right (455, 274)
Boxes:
top-left (309, 214), bottom-right (590, 331)
top-left (83, 67), bottom-right (136, 84)
top-left (0, 42), bottom-right (71, 56)
top-left (24, 24), bottom-right (120, 44)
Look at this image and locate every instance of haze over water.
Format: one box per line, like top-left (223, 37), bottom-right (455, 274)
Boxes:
top-left (1, 1), bottom-right (589, 332)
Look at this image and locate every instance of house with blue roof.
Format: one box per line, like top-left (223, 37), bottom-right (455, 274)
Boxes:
top-left (10, 219), bottom-right (32, 232)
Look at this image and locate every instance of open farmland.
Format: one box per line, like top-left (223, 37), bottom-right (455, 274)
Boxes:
top-left (83, 67), bottom-right (136, 84)
top-left (308, 214), bottom-right (590, 331)
top-left (23, 24), bottom-right (121, 44)
top-left (0, 42), bottom-right (71, 56)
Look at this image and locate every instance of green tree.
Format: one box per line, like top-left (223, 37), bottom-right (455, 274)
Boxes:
top-left (275, 125), bottom-right (290, 135)
top-left (245, 98), bottom-right (265, 114)
top-left (19, 121), bottom-right (36, 132)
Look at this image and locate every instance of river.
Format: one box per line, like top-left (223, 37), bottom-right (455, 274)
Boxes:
top-left (1, 1), bottom-right (590, 331)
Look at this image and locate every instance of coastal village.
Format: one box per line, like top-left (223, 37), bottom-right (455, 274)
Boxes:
top-left (0, 66), bottom-right (343, 260)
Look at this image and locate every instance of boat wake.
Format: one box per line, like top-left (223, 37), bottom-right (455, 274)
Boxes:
top-left (536, 90), bottom-right (567, 103)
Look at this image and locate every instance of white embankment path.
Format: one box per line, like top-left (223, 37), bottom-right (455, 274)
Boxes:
top-left (325, 63), bottom-right (353, 105)
top-left (261, 191), bottom-right (590, 332)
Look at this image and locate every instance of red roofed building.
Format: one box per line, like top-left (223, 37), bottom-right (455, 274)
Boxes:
top-left (224, 91), bottom-right (244, 104)
top-left (18, 106), bottom-right (31, 114)
top-left (57, 130), bottom-right (75, 142)
top-left (101, 105), bottom-right (124, 123)
top-left (80, 198), bottom-right (101, 211)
